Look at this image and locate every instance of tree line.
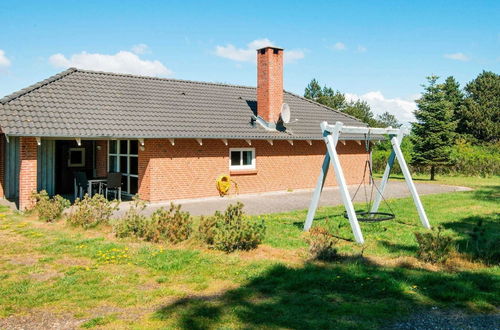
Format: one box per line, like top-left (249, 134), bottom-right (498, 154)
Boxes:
top-left (304, 71), bottom-right (500, 179)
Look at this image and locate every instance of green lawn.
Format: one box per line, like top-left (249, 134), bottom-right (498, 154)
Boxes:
top-left (0, 175), bottom-right (498, 329)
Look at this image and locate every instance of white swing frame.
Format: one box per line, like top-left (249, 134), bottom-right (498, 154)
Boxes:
top-left (304, 121), bottom-right (431, 244)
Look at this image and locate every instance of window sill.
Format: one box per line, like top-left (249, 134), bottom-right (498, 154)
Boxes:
top-left (230, 169), bottom-right (258, 176)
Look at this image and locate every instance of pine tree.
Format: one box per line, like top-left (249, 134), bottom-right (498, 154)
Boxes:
top-left (377, 111), bottom-right (401, 128)
top-left (412, 76), bottom-right (456, 180)
top-left (442, 76), bottom-right (464, 123)
top-left (456, 71), bottom-right (500, 142)
top-left (304, 79), bottom-right (346, 110)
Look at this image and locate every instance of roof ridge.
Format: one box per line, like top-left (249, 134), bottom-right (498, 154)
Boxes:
top-left (0, 68), bottom-right (78, 104)
top-left (74, 68), bottom-right (258, 90)
top-left (284, 90), bottom-right (367, 125)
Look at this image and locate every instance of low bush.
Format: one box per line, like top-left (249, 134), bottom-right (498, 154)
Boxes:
top-left (304, 226), bottom-right (340, 261)
top-left (30, 190), bottom-right (70, 222)
top-left (467, 219), bottom-right (500, 265)
top-left (113, 198), bottom-right (149, 238)
top-left (146, 203), bottom-right (192, 243)
top-left (114, 199), bottom-right (193, 244)
top-left (67, 194), bottom-right (119, 229)
top-left (414, 227), bottom-right (455, 263)
top-left (198, 202), bottom-right (265, 252)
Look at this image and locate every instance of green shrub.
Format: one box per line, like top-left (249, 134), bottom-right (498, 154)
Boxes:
top-left (198, 202), bottom-right (265, 252)
top-left (372, 138), bottom-right (414, 174)
top-left (447, 140), bottom-right (500, 177)
top-left (113, 198), bottom-right (149, 238)
top-left (30, 190), bottom-right (70, 222)
top-left (414, 227), bottom-right (455, 263)
top-left (467, 219), bottom-right (500, 265)
top-left (146, 203), bottom-right (192, 243)
top-left (373, 138), bottom-right (500, 177)
top-left (305, 226), bottom-right (340, 261)
top-left (67, 194), bottom-right (119, 229)
top-left (198, 215), bottom-right (218, 246)
top-left (114, 199), bottom-right (192, 244)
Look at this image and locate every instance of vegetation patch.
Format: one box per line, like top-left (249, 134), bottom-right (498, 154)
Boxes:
top-left (66, 194), bottom-right (119, 228)
top-left (198, 202), bottom-right (266, 252)
top-left (414, 227), bottom-right (455, 264)
top-left (30, 190), bottom-right (70, 222)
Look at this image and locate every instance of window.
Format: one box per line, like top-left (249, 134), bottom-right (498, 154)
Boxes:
top-left (108, 140), bottom-right (139, 195)
top-left (68, 148), bottom-right (85, 167)
top-left (229, 148), bottom-right (255, 170)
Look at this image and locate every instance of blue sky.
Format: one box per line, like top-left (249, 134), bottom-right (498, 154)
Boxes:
top-left (0, 0), bottom-right (498, 121)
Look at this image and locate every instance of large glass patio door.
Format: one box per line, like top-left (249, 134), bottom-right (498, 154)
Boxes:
top-left (108, 140), bottom-right (138, 195)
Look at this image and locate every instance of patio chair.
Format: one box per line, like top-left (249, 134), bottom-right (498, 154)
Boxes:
top-left (101, 172), bottom-right (122, 201)
top-left (74, 171), bottom-right (89, 200)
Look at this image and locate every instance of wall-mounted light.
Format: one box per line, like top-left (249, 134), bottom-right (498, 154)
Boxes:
top-left (96, 145), bottom-right (102, 151)
top-left (140, 146), bottom-right (145, 151)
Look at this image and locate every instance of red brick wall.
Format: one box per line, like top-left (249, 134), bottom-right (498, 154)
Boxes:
top-left (138, 138), bottom-right (368, 202)
top-left (95, 140), bottom-right (108, 177)
top-left (257, 47), bottom-right (283, 123)
top-left (0, 133), bottom-right (4, 198)
top-left (19, 137), bottom-right (37, 210)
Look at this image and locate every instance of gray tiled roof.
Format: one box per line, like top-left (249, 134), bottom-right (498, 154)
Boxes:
top-left (0, 68), bottom-right (366, 140)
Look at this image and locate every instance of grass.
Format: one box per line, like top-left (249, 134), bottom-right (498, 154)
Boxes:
top-left (0, 175), bottom-right (498, 329)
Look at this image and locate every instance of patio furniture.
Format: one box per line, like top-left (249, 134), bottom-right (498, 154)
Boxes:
top-left (101, 172), bottom-right (122, 201)
top-left (74, 171), bottom-right (89, 200)
top-left (88, 178), bottom-right (107, 196)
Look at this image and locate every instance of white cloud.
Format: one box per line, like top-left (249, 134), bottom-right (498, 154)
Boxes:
top-left (444, 52), bottom-right (469, 61)
top-left (131, 44), bottom-right (150, 54)
top-left (214, 38), bottom-right (305, 63)
top-left (49, 50), bottom-right (172, 76)
top-left (0, 49), bottom-right (11, 68)
top-left (345, 91), bottom-right (417, 123)
top-left (332, 42), bottom-right (346, 51)
top-left (357, 45), bottom-right (367, 53)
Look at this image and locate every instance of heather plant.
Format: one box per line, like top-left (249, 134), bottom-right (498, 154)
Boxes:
top-left (305, 226), bottom-right (340, 261)
top-left (199, 202), bottom-right (266, 252)
top-left (414, 227), bottom-right (455, 263)
top-left (30, 190), bottom-right (70, 222)
top-left (67, 194), bottom-right (119, 229)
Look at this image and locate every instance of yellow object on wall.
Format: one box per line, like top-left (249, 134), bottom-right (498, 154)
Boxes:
top-left (216, 174), bottom-right (239, 197)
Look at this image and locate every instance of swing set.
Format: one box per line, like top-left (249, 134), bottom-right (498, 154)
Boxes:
top-left (304, 121), bottom-right (431, 244)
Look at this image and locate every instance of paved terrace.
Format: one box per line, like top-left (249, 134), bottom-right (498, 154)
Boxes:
top-left (115, 181), bottom-right (471, 217)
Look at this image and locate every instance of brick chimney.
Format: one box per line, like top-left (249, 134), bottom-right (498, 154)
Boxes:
top-left (257, 46), bottom-right (284, 123)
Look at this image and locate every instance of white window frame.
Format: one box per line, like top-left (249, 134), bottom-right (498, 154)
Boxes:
top-left (108, 140), bottom-right (139, 195)
top-left (229, 148), bottom-right (256, 170)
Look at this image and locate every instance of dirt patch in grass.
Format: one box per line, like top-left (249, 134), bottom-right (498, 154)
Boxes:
top-left (29, 270), bottom-right (62, 282)
top-left (365, 253), bottom-right (487, 272)
top-left (8, 254), bottom-right (42, 266)
top-left (0, 310), bottom-right (84, 330)
top-left (235, 244), bottom-right (305, 264)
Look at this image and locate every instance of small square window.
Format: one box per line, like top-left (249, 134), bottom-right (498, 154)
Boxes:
top-left (68, 148), bottom-right (85, 167)
top-left (229, 148), bottom-right (255, 170)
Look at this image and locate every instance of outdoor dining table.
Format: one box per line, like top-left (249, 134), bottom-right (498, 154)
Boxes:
top-left (73, 177), bottom-right (108, 198)
top-left (87, 178), bottom-right (107, 196)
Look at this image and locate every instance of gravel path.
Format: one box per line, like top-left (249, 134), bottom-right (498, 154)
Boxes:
top-left (387, 308), bottom-right (500, 329)
top-left (115, 180), bottom-right (471, 217)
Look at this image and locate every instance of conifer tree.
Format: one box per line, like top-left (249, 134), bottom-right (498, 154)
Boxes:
top-left (412, 76), bottom-right (456, 180)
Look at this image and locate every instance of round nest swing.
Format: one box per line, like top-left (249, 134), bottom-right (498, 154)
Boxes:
top-left (343, 134), bottom-right (396, 222)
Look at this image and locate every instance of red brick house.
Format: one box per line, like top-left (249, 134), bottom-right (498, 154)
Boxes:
top-left (0, 47), bottom-right (368, 210)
